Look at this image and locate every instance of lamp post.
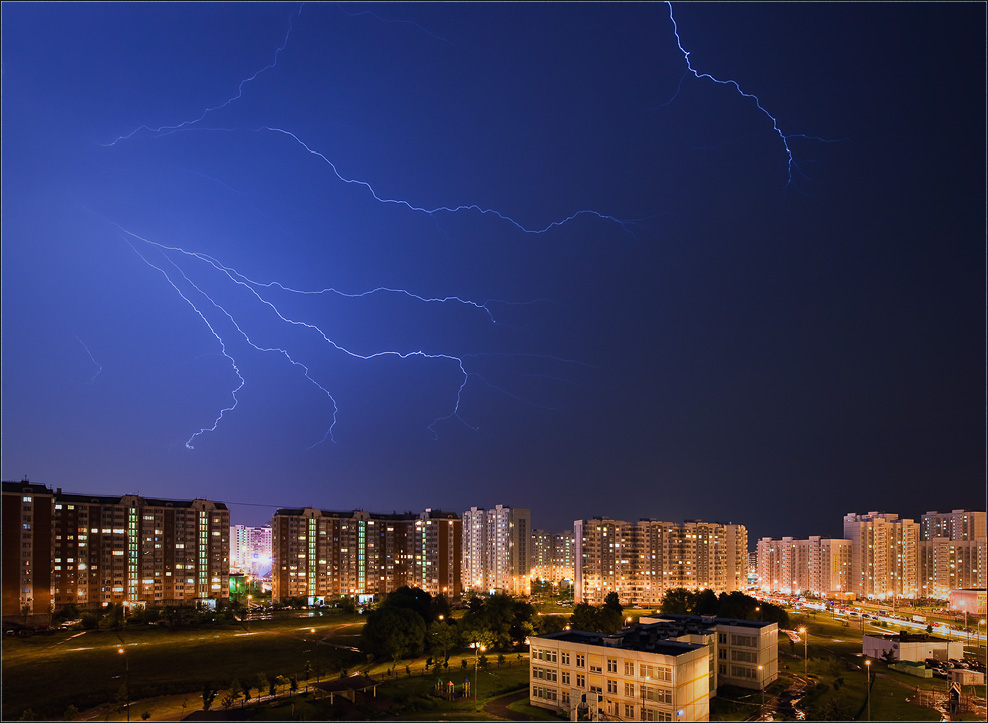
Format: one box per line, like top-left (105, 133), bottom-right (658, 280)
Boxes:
top-left (865, 659), bottom-right (871, 722)
top-left (118, 647), bottom-right (130, 722)
top-left (757, 665), bottom-right (764, 715)
top-left (474, 643), bottom-right (485, 702)
top-left (799, 627), bottom-right (807, 678)
top-left (310, 628), bottom-right (320, 683)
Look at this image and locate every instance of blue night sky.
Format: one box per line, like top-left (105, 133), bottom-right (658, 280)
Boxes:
top-left (2, 3), bottom-right (984, 541)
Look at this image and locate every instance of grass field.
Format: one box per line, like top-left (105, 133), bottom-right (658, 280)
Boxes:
top-left (1, 610), bottom-right (539, 722)
top-left (1, 611), bottom-right (366, 721)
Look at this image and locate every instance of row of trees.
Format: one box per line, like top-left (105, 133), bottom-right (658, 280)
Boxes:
top-left (360, 586), bottom-right (558, 669)
top-left (659, 588), bottom-right (789, 627)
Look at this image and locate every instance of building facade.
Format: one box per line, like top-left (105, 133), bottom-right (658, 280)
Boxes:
top-left (2, 482), bottom-right (55, 617)
top-left (529, 616), bottom-right (778, 721)
top-left (230, 524), bottom-right (272, 576)
top-left (531, 529), bottom-right (574, 586)
top-left (271, 507), bottom-right (461, 602)
top-left (920, 510), bottom-right (986, 542)
top-left (574, 518), bottom-right (748, 606)
top-left (843, 512), bottom-right (920, 599)
top-left (2, 481), bottom-right (230, 614)
top-left (461, 505), bottom-right (531, 596)
top-left (756, 536), bottom-right (851, 597)
top-left (918, 510), bottom-right (985, 600)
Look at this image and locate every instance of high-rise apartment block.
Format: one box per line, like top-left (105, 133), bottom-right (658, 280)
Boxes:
top-left (920, 510), bottom-right (986, 542)
top-left (918, 510), bottom-right (985, 599)
top-left (462, 505), bottom-right (532, 596)
top-left (230, 524), bottom-right (272, 576)
top-left (2, 481), bottom-right (230, 615)
top-left (843, 512), bottom-right (920, 599)
top-left (2, 482), bottom-right (55, 617)
top-left (573, 518), bottom-right (748, 606)
top-left (756, 536), bottom-right (851, 597)
top-left (531, 529), bottom-right (574, 586)
top-left (271, 507), bottom-right (461, 602)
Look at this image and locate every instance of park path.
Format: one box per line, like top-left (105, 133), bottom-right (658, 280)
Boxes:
top-left (483, 689), bottom-right (538, 721)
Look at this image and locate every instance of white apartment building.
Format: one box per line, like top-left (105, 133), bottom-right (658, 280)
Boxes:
top-left (462, 505), bottom-right (531, 596)
top-left (531, 529), bottom-right (574, 586)
top-left (843, 512), bottom-right (920, 599)
top-left (574, 518), bottom-right (748, 606)
top-left (920, 510), bottom-right (986, 542)
top-left (756, 536), bottom-right (851, 597)
top-left (529, 616), bottom-right (778, 721)
top-left (230, 524), bottom-right (272, 576)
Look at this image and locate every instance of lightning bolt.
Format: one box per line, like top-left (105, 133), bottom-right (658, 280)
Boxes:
top-left (90, 4), bottom-right (835, 450)
top-left (104, 218), bottom-right (568, 448)
top-left (661, 1), bottom-right (840, 188)
top-left (73, 333), bottom-right (103, 384)
top-left (102, 4), bottom-right (303, 147)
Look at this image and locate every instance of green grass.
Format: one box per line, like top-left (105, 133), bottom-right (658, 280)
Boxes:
top-left (3, 609), bottom-right (536, 722)
top-left (1, 612), bottom-right (365, 721)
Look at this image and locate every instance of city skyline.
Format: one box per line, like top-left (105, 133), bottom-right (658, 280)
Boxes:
top-left (2, 4), bottom-right (984, 541)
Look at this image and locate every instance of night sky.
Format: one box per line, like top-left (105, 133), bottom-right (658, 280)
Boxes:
top-left (2, 3), bottom-right (984, 542)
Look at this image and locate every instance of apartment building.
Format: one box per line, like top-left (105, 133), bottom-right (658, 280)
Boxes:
top-left (843, 512), bottom-right (920, 599)
top-left (529, 616), bottom-right (777, 721)
top-left (756, 536), bottom-right (851, 597)
top-left (462, 505), bottom-right (531, 596)
top-left (230, 524), bottom-right (272, 575)
top-left (271, 507), bottom-right (461, 602)
top-left (2, 482), bottom-right (55, 617)
top-left (918, 509), bottom-right (985, 600)
top-left (920, 510), bottom-right (986, 542)
top-left (2, 481), bottom-right (230, 614)
top-left (919, 537), bottom-right (986, 599)
top-left (573, 518), bottom-right (748, 606)
top-left (531, 529), bottom-right (575, 586)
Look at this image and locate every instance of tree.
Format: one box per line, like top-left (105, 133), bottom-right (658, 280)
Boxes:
top-left (497, 653), bottom-right (506, 668)
top-left (428, 619), bottom-right (460, 662)
top-left (62, 705), bottom-right (79, 720)
top-left (536, 614), bottom-right (567, 635)
top-left (694, 589), bottom-right (718, 615)
top-left (880, 648), bottom-right (896, 665)
top-left (360, 606), bottom-right (427, 667)
top-left (140, 712), bottom-right (151, 722)
top-left (289, 677), bottom-right (298, 697)
top-left (383, 586), bottom-right (435, 625)
top-left (603, 591), bottom-right (623, 615)
top-left (229, 679), bottom-right (243, 708)
top-left (256, 673), bottom-right (269, 700)
top-left (570, 602), bottom-right (600, 632)
top-left (201, 682), bottom-right (217, 711)
top-left (597, 606), bottom-right (623, 634)
top-left (660, 588), bottom-right (695, 615)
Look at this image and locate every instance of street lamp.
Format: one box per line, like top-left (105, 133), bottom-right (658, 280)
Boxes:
top-left (310, 628), bottom-right (320, 683)
top-left (757, 665), bottom-right (764, 710)
top-left (865, 659), bottom-right (871, 722)
top-left (799, 627), bottom-right (807, 678)
top-left (118, 647), bottom-right (130, 722)
top-left (474, 643), bottom-right (485, 702)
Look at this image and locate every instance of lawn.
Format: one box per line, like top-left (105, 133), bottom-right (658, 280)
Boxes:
top-left (2, 610), bottom-right (537, 722)
top-left (1, 611), bottom-right (365, 721)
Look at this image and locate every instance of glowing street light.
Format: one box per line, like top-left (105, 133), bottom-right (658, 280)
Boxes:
top-left (799, 627), bottom-right (807, 678)
top-left (474, 643), bottom-right (486, 702)
top-left (865, 659), bottom-right (871, 722)
top-left (117, 647), bottom-right (130, 722)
